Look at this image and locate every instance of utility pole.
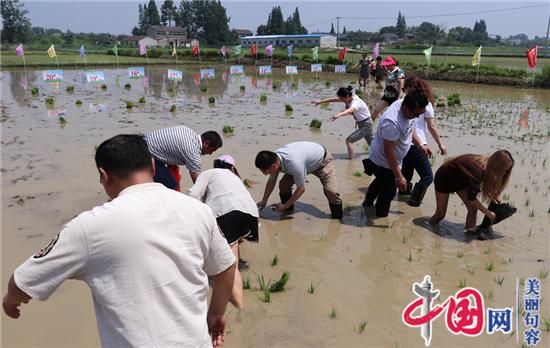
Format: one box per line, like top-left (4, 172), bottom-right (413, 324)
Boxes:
top-left (545, 14), bottom-right (550, 58)
top-left (336, 16), bottom-right (341, 48)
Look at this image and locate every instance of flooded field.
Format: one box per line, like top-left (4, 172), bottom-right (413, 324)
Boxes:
top-left (1, 66), bottom-right (549, 347)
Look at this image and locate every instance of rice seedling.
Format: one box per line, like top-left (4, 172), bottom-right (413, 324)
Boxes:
top-left (329, 307), bottom-right (336, 319)
top-left (407, 250), bottom-right (413, 262)
top-left (485, 261), bottom-right (495, 272)
top-left (45, 97), bottom-right (55, 106)
top-left (101, 84), bottom-right (107, 91)
top-left (525, 197), bottom-right (530, 206)
top-left (243, 277), bottom-right (251, 289)
top-left (285, 104), bottom-right (293, 112)
top-left (502, 193), bottom-right (510, 201)
top-left (75, 99), bottom-right (83, 106)
top-left (309, 118), bottom-right (322, 129)
top-left (31, 87), bottom-right (39, 95)
top-left (260, 94), bottom-right (267, 103)
top-left (268, 271), bottom-right (290, 293)
top-left (272, 84), bottom-right (278, 90)
top-left (484, 289), bottom-right (494, 301)
top-left (494, 275), bottom-right (505, 286)
top-left (170, 104), bottom-right (176, 112)
top-left (58, 116), bottom-right (67, 125)
top-left (520, 277), bottom-right (525, 286)
top-left (357, 320), bottom-right (368, 334)
top-left (124, 83), bottom-right (131, 89)
top-left (352, 170), bottom-right (361, 177)
top-left (458, 278), bottom-right (467, 288)
top-left (126, 101), bottom-right (134, 109)
top-left (456, 250), bottom-right (464, 258)
top-left (401, 234), bottom-right (409, 244)
top-left (208, 96), bottom-right (215, 104)
top-left (139, 96), bottom-right (145, 103)
top-left (325, 81), bottom-right (330, 87)
top-left (307, 280), bottom-right (322, 294)
top-left (239, 85), bottom-right (245, 92)
top-left (257, 274), bottom-right (268, 290)
top-left (528, 227), bottom-right (533, 237)
top-left (539, 267), bottom-right (549, 280)
top-left (528, 209), bottom-right (535, 218)
top-left (222, 125), bottom-right (234, 135)
top-left (542, 315), bottom-right (550, 332)
top-left (66, 85), bottom-right (74, 93)
top-left (200, 86), bottom-right (208, 92)
top-left (484, 247), bottom-right (492, 255)
top-left (261, 288), bottom-right (271, 303)
top-left (271, 255), bottom-right (279, 267)
top-left (318, 233), bottom-right (328, 241)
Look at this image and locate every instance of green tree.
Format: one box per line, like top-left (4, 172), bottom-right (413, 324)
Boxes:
top-left (447, 26), bottom-right (472, 44)
top-left (330, 22), bottom-right (335, 34)
top-left (396, 11), bottom-right (406, 37)
top-left (0, 0), bottom-right (31, 43)
top-left (472, 19), bottom-right (488, 45)
top-left (160, 0), bottom-right (176, 26)
top-left (267, 6), bottom-right (285, 34)
top-left (175, 0), bottom-right (232, 44)
top-left (413, 22), bottom-right (443, 44)
top-left (147, 0), bottom-right (161, 26)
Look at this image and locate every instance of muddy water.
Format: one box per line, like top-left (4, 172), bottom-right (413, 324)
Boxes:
top-left (1, 66), bottom-right (549, 347)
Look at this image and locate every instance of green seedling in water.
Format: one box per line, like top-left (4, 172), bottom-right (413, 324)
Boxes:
top-left (58, 116), bottom-right (67, 125)
top-left (126, 101), bottom-right (134, 109)
top-left (208, 96), bottom-right (215, 104)
top-left (484, 247), bottom-right (492, 255)
top-left (139, 96), bottom-right (145, 103)
top-left (261, 288), bottom-right (271, 303)
top-left (222, 125), bottom-right (234, 135)
top-left (66, 85), bottom-right (74, 93)
top-left (542, 316), bottom-right (550, 332)
top-left (170, 104), bottom-right (176, 112)
top-left (271, 255), bottom-right (279, 267)
top-left (485, 261), bottom-right (494, 272)
top-left (528, 209), bottom-right (535, 218)
top-left (485, 289), bottom-right (494, 301)
top-left (307, 280), bottom-right (322, 294)
top-left (243, 277), bottom-right (250, 290)
top-left (407, 250), bottom-right (413, 262)
top-left (540, 268), bottom-right (549, 280)
top-left (75, 99), bottom-right (83, 106)
top-left (260, 95), bottom-right (267, 103)
top-left (124, 83), bottom-right (131, 90)
top-left (494, 275), bottom-right (504, 286)
top-left (257, 274), bottom-right (268, 290)
top-left (239, 85), bottom-right (245, 92)
top-left (45, 97), bottom-right (55, 106)
top-left (329, 307), bottom-right (336, 319)
top-left (352, 170), bottom-right (361, 177)
top-left (457, 250), bottom-right (464, 258)
top-left (285, 103), bottom-right (293, 112)
top-left (268, 271), bottom-right (290, 293)
top-left (101, 84), bottom-right (107, 91)
top-left (325, 81), bottom-right (331, 87)
top-left (200, 86), bottom-right (208, 92)
top-left (309, 118), bottom-right (322, 129)
top-left (459, 278), bottom-right (467, 288)
top-left (357, 320), bottom-right (368, 333)
top-left (31, 87), bottom-right (39, 95)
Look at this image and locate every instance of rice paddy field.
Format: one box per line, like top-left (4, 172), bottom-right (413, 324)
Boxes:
top-left (1, 66), bottom-right (549, 347)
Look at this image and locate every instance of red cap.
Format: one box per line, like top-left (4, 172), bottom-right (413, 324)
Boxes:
top-left (380, 56), bottom-right (397, 66)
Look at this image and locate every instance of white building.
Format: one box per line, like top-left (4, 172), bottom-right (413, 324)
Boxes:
top-left (240, 34), bottom-right (337, 48)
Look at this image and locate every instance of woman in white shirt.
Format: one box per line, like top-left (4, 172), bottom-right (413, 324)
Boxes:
top-left (312, 85), bottom-right (374, 159)
top-left (188, 155), bottom-right (259, 310)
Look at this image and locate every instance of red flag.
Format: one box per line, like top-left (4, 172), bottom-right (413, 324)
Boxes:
top-left (338, 47), bottom-right (347, 62)
top-left (526, 46), bottom-right (538, 68)
top-left (250, 44), bottom-right (257, 56)
top-left (192, 45), bottom-right (200, 57)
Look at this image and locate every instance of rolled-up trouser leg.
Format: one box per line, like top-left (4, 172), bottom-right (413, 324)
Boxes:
top-left (312, 151), bottom-right (342, 205)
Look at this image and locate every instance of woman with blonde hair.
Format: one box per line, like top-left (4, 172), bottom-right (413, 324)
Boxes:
top-left (429, 150), bottom-right (514, 231)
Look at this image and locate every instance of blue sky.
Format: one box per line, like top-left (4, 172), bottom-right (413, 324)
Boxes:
top-left (21, 1), bottom-right (550, 38)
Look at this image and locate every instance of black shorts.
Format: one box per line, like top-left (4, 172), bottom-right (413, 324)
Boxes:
top-left (216, 210), bottom-right (259, 245)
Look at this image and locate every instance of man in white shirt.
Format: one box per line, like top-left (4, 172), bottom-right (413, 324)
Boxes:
top-left (3, 134), bottom-right (236, 348)
top-left (362, 89), bottom-right (430, 217)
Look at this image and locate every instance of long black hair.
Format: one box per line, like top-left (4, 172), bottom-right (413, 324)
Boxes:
top-left (337, 85), bottom-right (353, 98)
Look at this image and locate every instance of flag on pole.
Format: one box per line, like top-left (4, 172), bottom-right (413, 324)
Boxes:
top-left (423, 46), bottom-right (432, 65)
top-left (220, 46), bottom-right (227, 58)
top-left (472, 46), bottom-right (482, 66)
top-left (172, 43), bottom-right (177, 56)
top-left (79, 45), bottom-right (86, 58)
top-left (234, 45), bottom-right (241, 56)
top-left (526, 46), bottom-right (538, 68)
top-left (139, 42), bottom-right (147, 56)
top-left (192, 42), bottom-right (200, 57)
top-left (338, 47), bottom-right (347, 62)
top-left (15, 44), bottom-right (24, 56)
top-left (372, 42), bottom-right (380, 58)
top-left (113, 43), bottom-right (118, 56)
top-left (265, 44), bottom-right (273, 57)
top-left (47, 44), bottom-right (56, 58)
top-left (311, 46), bottom-right (318, 61)
top-left (250, 43), bottom-right (257, 56)
top-left (287, 44), bottom-right (293, 58)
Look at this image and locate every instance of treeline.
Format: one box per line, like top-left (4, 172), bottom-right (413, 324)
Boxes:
top-left (256, 6), bottom-right (307, 35)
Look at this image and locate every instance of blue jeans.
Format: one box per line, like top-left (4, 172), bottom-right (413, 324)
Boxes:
top-left (153, 158), bottom-right (178, 190)
top-left (401, 145), bottom-right (433, 189)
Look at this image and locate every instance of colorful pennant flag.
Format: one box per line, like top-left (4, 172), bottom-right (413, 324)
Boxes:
top-left (15, 44), bottom-right (24, 56)
top-left (220, 46), bottom-right (227, 58)
top-left (526, 46), bottom-right (538, 68)
top-left (192, 43), bottom-right (200, 57)
top-left (251, 43), bottom-right (257, 56)
top-left (139, 42), bottom-right (147, 56)
top-left (113, 43), bottom-right (118, 56)
top-left (423, 46), bottom-right (432, 65)
top-left (311, 46), bottom-right (318, 61)
top-left (338, 47), bottom-right (347, 62)
top-left (79, 45), bottom-right (86, 58)
top-left (373, 42), bottom-right (380, 59)
top-left (472, 46), bottom-right (482, 66)
top-left (265, 44), bottom-right (273, 57)
top-left (287, 44), bottom-right (293, 58)
top-left (47, 44), bottom-right (56, 58)
top-left (172, 43), bottom-right (177, 57)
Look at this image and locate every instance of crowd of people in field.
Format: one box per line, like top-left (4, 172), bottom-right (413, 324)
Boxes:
top-left (3, 54), bottom-right (515, 348)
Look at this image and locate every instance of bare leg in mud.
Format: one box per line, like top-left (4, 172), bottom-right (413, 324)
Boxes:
top-left (456, 189), bottom-right (478, 229)
top-left (429, 191), bottom-right (449, 225)
top-left (228, 241), bottom-right (244, 310)
top-left (371, 99), bottom-right (389, 121)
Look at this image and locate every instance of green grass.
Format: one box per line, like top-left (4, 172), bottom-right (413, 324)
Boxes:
top-left (101, 84), bottom-right (107, 91)
top-left (200, 86), bottom-right (207, 92)
top-left (257, 274), bottom-right (268, 291)
top-left (58, 116), bottom-right (67, 125)
top-left (31, 87), bottom-right (39, 95)
top-left (239, 85), bottom-right (245, 92)
top-left (45, 96), bottom-right (55, 106)
top-left (540, 268), bottom-right (549, 280)
top-left (456, 250), bottom-right (464, 258)
top-left (494, 275), bottom-right (505, 286)
top-left (459, 278), bottom-right (467, 288)
top-left (485, 261), bottom-right (495, 272)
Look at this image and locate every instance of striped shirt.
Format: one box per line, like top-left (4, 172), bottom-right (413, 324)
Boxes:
top-left (144, 126), bottom-right (202, 172)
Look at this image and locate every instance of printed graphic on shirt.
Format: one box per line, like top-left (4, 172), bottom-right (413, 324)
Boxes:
top-left (33, 233), bottom-right (60, 258)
